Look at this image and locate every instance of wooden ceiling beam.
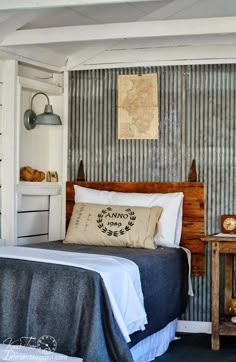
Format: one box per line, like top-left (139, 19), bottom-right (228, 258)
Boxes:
top-left (0, 0), bottom-right (155, 10)
top-left (67, 40), bottom-right (120, 69)
top-left (0, 9), bottom-right (49, 42)
top-left (1, 17), bottom-right (236, 46)
top-left (140, 0), bottom-right (200, 21)
top-left (0, 45), bottom-right (67, 69)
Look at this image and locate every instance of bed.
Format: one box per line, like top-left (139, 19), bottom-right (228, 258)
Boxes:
top-left (0, 181), bottom-right (205, 362)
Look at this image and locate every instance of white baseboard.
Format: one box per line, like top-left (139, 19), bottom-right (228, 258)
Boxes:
top-left (176, 320), bottom-right (212, 334)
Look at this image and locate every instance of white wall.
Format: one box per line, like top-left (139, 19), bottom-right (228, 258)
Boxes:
top-left (1, 60), bottom-right (18, 244)
top-left (0, 61), bottom-right (66, 245)
top-left (19, 90), bottom-right (64, 181)
top-left (0, 61), bottom-right (3, 237)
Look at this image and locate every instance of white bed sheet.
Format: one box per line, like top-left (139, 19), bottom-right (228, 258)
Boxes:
top-left (130, 319), bottom-right (177, 362)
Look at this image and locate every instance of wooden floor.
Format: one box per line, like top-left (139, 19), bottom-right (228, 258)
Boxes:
top-left (156, 333), bottom-right (236, 361)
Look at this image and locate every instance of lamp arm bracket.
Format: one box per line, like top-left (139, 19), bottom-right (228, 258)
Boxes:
top-left (31, 92), bottom-right (50, 109)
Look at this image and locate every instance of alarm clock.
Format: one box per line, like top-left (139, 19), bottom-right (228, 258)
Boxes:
top-left (221, 215), bottom-right (236, 234)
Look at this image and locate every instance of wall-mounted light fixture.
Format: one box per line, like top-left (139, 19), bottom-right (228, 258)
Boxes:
top-left (24, 92), bottom-right (62, 130)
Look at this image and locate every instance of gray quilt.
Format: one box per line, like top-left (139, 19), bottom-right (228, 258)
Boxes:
top-left (0, 242), bottom-right (188, 361)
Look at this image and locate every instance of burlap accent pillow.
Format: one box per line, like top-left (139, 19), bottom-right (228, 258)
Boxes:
top-left (64, 203), bottom-right (163, 249)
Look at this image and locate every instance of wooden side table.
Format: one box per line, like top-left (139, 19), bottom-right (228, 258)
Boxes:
top-left (202, 235), bottom-right (236, 350)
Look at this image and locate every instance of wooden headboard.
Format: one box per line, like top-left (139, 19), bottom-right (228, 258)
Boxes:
top-left (66, 181), bottom-right (205, 276)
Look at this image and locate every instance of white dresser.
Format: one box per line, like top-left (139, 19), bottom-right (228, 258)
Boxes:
top-left (17, 182), bottom-right (62, 245)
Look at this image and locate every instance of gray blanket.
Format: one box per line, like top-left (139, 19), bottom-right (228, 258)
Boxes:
top-left (0, 242), bottom-right (188, 361)
top-left (0, 258), bottom-right (133, 361)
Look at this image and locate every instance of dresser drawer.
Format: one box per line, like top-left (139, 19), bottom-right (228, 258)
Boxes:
top-left (17, 235), bottom-right (48, 245)
top-left (0, 135), bottom-right (2, 160)
top-left (17, 211), bottom-right (49, 237)
top-left (0, 107), bottom-right (2, 133)
top-left (0, 83), bottom-right (2, 106)
top-left (18, 195), bottom-right (49, 212)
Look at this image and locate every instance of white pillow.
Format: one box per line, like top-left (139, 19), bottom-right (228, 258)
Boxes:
top-left (74, 185), bottom-right (184, 247)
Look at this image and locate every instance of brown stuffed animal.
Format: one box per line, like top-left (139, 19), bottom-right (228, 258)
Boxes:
top-left (20, 166), bottom-right (45, 182)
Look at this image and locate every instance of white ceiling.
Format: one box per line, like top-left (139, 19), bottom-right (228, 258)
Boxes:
top-left (0, 0), bottom-right (236, 70)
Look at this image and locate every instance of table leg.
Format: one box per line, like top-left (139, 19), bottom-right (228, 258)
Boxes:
top-left (211, 241), bottom-right (220, 350)
top-left (225, 254), bottom-right (233, 315)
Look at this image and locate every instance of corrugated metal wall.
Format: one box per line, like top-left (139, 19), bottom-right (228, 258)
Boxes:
top-left (68, 64), bottom-right (236, 321)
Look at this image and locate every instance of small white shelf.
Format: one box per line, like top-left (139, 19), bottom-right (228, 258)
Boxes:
top-left (17, 181), bottom-right (61, 196)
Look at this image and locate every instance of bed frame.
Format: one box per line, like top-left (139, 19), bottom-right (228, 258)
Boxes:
top-left (66, 181), bottom-right (205, 276)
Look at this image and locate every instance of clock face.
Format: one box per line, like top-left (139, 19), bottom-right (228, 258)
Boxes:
top-left (37, 335), bottom-right (57, 352)
top-left (223, 218), bottom-right (236, 230)
top-left (222, 215), bottom-right (236, 233)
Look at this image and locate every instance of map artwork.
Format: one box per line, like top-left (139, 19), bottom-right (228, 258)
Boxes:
top-left (118, 73), bottom-right (158, 139)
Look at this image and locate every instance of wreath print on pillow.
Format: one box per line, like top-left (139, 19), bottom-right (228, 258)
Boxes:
top-left (97, 206), bottom-right (136, 237)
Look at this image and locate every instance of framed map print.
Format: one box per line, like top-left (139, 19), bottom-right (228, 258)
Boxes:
top-left (118, 73), bottom-right (158, 139)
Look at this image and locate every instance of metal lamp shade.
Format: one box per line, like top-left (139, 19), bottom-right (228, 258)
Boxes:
top-left (36, 105), bottom-right (62, 126)
top-left (24, 92), bottom-right (62, 130)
